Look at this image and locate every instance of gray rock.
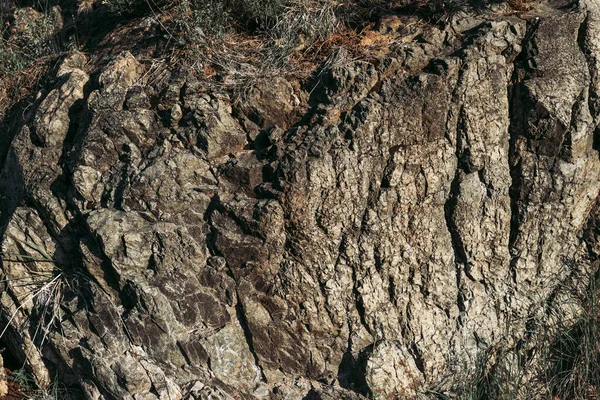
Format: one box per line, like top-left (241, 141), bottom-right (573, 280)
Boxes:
top-left (0, 2), bottom-right (599, 399)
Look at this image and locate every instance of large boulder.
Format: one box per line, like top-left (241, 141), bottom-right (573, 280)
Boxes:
top-left (0, 1), bottom-right (600, 398)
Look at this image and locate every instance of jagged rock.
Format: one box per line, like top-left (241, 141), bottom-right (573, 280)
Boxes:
top-left (365, 341), bottom-right (423, 399)
top-left (235, 77), bottom-right (299, 130)
top-left (191, 95), bottom-right (248, 160)
top-left (0, 354), bottom-right (6, 397)
top-left (1, 1), bottom-right (600, 399)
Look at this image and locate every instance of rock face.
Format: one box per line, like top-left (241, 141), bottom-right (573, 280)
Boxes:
top-left (0, 354), bottom-right (6, 397)
top-left (1, 0), bottom-right (600, 399)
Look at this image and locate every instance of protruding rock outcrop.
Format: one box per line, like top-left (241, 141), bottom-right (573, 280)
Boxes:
top-left (1, 0), bottom-right (600, 399)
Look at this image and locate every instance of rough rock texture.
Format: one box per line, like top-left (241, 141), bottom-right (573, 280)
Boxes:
top-left (0, 354), bottom-right (6, 397)
top-left (1, 0), bottom-right (600, 399)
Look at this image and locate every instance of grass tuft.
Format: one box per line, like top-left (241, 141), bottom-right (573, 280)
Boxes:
top-left (0, 237), bottom-right (90, 395)
top-left (8, 367), bottom-right (79, 399)
top-left (424, 273), bottom-right (600, 400)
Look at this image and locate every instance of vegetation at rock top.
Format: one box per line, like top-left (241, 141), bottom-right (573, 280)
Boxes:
top-left (0, 0), bottom-right (513, 87)
top-left (0, 0), bottom-right (526, 126)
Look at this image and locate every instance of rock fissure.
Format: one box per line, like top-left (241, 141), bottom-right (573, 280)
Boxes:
top-left (578, 12), bottom-right (597, 120)
top-left (233, 299), bottom-right (266, 382)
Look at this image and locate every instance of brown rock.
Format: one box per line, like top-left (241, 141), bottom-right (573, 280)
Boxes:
top-left (0, 3), bottom-right (599, 399)
top-left (0, 355), bottom-right (7, 397)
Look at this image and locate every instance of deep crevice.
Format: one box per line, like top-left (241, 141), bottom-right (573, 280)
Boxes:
top-left (506, 18), bottom-right (540, 287)
top-left (444, 170), bottom-right (468, 267)
top-left (577, 13), bottom-right (598, 121)
top-left (234, 298), bottom-right (266, 382)
top-left (409, 341), bottom-right (426, 376)
top-left (337, 344), bottom-right (372, 397)
top-left (353, 286), bottom-right (370, 336)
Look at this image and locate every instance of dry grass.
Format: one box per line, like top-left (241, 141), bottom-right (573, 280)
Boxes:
top-left (0, 236), bottom-right (91, 396)
top-left (0, 0), bottom-right (517, 95)
top-left (423, 271), bottom-right (600, 400)
top-left (506, 0), bottom-right (532, 12)
top-left (0, 58), bottom-right (52, 121)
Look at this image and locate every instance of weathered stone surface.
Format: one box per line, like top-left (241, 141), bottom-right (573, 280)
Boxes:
top-left (0, 354), bottom-right (6, 397)
top-left (235, 77), bottom-right (299, 130)
top-left (1, 1), bottom-right (600, 399)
